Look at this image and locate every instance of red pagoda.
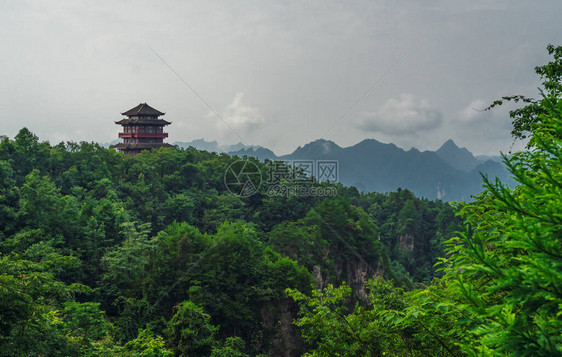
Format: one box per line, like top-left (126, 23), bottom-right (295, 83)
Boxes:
top-left (112, 103), bottom-right (173, 155)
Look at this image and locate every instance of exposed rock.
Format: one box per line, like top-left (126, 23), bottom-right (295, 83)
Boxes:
top-left (399, 232), bottom-right (415, 253)
top-left (312, 265), bottom-right (324, 289)
top-left (335, 257), bottom-right (384, 301)
top-left (259, 300), bottom-right (305, 357)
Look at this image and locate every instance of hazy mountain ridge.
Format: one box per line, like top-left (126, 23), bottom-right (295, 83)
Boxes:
top-left (170, 137), bottom-right (514, 201)
top-left (174, 139), bottom-right (262, 153)
top-left (475, 154), bottom-right (504, 163)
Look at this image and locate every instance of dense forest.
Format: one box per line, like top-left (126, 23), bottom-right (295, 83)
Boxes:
top-left (0, 46), bottom-right (560, 356)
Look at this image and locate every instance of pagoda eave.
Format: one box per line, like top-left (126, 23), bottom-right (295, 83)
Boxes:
top-left (115, 119), bottom-right (171, 126)
top-left (118, 133), bottom-right (169, 139)
top-left (111, 143), bottom-right (175, 150)
top-left (121, 103), bottom-right (165, 117)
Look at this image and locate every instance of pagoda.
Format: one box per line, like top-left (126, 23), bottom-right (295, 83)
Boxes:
top-left (112, 103), bottom-right (173, 155)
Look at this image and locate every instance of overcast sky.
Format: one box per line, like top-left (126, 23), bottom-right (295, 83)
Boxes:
top-left (1, 0), bottom-right (561, 155)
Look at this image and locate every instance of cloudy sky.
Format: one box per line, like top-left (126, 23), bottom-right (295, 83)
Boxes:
top-left (1, 0), bottom-right (560, 155)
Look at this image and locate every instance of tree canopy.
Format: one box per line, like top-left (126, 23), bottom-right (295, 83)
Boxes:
top-left (1, 44), bottom-right (559, 357)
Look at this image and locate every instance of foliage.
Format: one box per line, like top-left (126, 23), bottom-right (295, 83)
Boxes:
top-left (211, 337), bottom-right (251, 357)
top-left (164, 300), bottom-right (219, 356)
top-left (0, 240), bottom-right (108, 356)
top-left (288, 278), bottom-right (465, 356)
top-left (124, 328), bottom-right (173, 356)
top-left (0, 130), bottom-right (462, 355)
top-left (440, 97), bottom-right (562, 355)
top-left (0, 107), bottom-right (459, 354)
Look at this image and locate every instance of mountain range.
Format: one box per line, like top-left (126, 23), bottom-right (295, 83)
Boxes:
top-left (175, 138), bottom-right (514, 201)
top-left (174, 139), bottom-right (263, 153)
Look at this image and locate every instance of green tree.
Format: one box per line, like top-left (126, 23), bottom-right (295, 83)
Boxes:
top-left (288, 278), bottom-right (464, 356)
top-left (211, 337), bottom-right (250, 357)
top-left (124, 327), bottom-right (173, 356)
top-left (164, 300), bottom-right (218, 356)
top-left (101, 222), bottom-right (154, 299)
top-left (60, 301), bottom-right (112, 351)
top-left (441, 98), bottom-right (562, 355)
top-left (0, 240), bottom-right (108, 356)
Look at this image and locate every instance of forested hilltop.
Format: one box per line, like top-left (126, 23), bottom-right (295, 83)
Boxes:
top-left (1, 45), bottom-right (561, 356)
top-left (0, 124), bottom-right (459, 355)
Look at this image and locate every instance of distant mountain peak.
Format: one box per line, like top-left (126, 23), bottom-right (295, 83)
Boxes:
top-left (355, 138), bottom-right (398, 149)
top-left (356, 138), bottom-right (382, 145)
top-left (285, 139), bottom-right (342, 158)
top-left (303, 139), bottom-right (340, 150)
top-left (436, 139), bottom-right (483, 172)
top-left (439, 139), bottom-right (459, 150)
top-left (438, 139), bottom-right (475, 156)
top-left (308, 138), bottom-right (338, 146)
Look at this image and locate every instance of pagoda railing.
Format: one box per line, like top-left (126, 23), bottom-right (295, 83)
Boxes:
top-left (122, 127), bottom-right (165, 134)
top-left (119, 132), bottom-right (168, 139)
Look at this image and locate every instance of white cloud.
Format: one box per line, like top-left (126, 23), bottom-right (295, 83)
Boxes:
top-left (210, 93), bottom-right (265, 141)
top-left (459, 99), bottom-right (491, 122)
top-left (357, 94), bottom-right (442, 135)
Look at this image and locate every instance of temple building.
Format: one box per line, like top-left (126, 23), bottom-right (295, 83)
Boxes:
top-left (112, 103), bottom-right (173, 155)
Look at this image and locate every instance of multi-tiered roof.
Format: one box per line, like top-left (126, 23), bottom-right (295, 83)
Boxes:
top-left (112, 103), bottom-right (173, 155)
